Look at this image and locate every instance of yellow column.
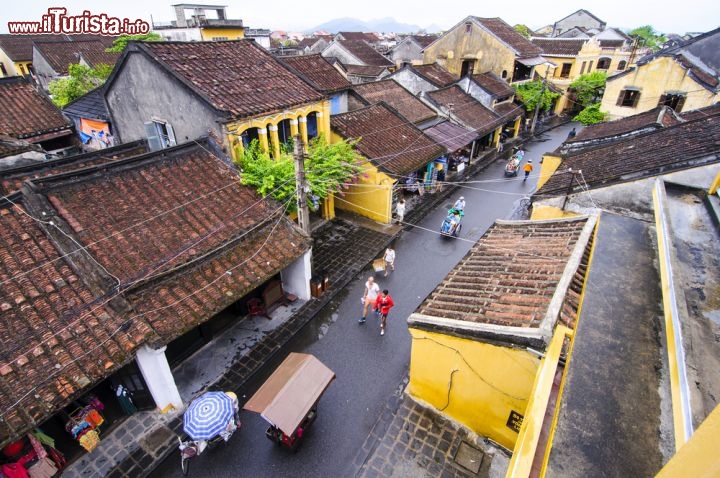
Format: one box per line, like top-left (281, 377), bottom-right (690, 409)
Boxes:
top-left (290, 118), bottom-right (299, 137)
top-left (320, 101), bottom-right (331, 141)
top-left (298, 116), bottom-right (309, 150)
top-left (258, 127), bottom-right (269, 154)
top-left (268, 124), bottom-right (281, 159)
top-left (513, 117), bottom-right (521, 137)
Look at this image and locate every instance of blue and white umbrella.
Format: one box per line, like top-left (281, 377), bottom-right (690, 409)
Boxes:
top-left (183, 392), bottom-right (235, 441)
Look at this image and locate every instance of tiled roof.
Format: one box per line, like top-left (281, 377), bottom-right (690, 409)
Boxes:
top-left (0, 77), bottom-right (73, 140)
top-left (352, 79), bottom-right (437, 124)
top-left (331, 102), bottom-right (444, 176)
top-left (279, 54), bottom-right (351, 93)
top-left (342, 64), bottom-right (388, 76)
top-left (0, 140), bottom-right (148, 195)
top-left (132, 40), bottom-right (324, 119)
top-left (426, 86), bottom-right (502, 135)
top-left (597, 39), bottom-right (625, 48)
top-left (422, 121), bottom-right (477, 153)
top-left (471, 71), bottom-right (514, 98)
top-left (679, 102), bottom-right (720, 121)
top-left (537, 114), bottom-right (720, 196)
top-left (62, 86), bottom-right (109, 121)
top-left (0, 34), bottom-right (67, 61)
top-left (338, 32), bottom-right (378, 42)
top-left (336, 40), bottom-right (393, 66)
top-left (569, 106), bottom-right (681, 144)
top-left (0, 196), bottom-right (153, 444)
top-left (493, 102), bottom-right (524, 122)
top-left (473, 17), bottom-right (544, 58)
top-left (34, 40), bottom-right (119, 74)
top-left (415, 217), bottom-right (592, 329)
top-left (296, 38), bottom-right (317, 49)
top-left (410, 35), bottom-right (437, 48)
top-left (531, 38), bottom-right (587, 56)
top-left (413, 63), bottom-right (457, 87)
top-left (0, 137), bottom-right (42, 160)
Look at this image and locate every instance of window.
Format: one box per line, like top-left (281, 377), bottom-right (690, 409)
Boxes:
top-left (460, 59), bottom-right (475, 77)
top-left (617, 61), bottom-right (627, 70)
top-left (560, 63), bottom-right (572, 78)
top-left (143, 120), bottom-right (177, 150)
top-left (465, 22), bottom-right (472, 34)
top-left (658, 93), bottom-right (686, 112)
top-left (0, 62), bottom-right (7, 77)
top-left (580, 61), bottom-right (586, 75)
top-left (616, 89), bottom-right (641, 107)
top-left (501, 70), bottom-right (508, 79)
top-left (588, 60), bottom-right (594, 72)
top-left (212, 37), bottom-right (229, 41)
top-left (597, 57), bottom-right (611, 70)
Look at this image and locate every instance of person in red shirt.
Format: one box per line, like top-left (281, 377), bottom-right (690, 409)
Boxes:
top-left (374, 289), bottom-right (395, 336)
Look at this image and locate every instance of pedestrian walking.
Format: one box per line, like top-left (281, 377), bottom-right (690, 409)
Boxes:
top-left (395, 199), bottom-right (405, 224)
top-left (523, 160), bottom-right (533, 182)
top-left (359, 276), bottom-right (380, 323)
top-left (383, 247), bottom-right (395, 277)
top-left (374, 289), bottom-right (395, 336)
top-left (567, 127), bottom-right (577, 139)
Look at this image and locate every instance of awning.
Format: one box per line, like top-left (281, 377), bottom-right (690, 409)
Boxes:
top-left (422, 121), bottom-right (478, 154)
top-left (517, 56), bottom-right (548, 67)
top-left (243, 353), bottom-right (335, 436)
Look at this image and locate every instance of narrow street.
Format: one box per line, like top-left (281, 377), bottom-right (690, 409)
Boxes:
top-left (150, 123), bottom-right (577, 477)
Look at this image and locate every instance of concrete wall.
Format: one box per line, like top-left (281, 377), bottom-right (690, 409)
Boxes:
top-left (389, 40), bottom-right (423, 67)
top-left (422, 20), bottom-right (517, 79)
top-left (322, 43), bottom-right (360, 65)
top-left (31, 48), bottom-right (59, 92)
top-left (600, 56), bottom-right (720, 120)
top-left (105, 52), bottom-right (221, 144)
top-left (553, 12), bottom-right (604, 36)
top-left (390, 68), bottom-right (437, 95)
top-left (456, 76), bottom-right (494, 108)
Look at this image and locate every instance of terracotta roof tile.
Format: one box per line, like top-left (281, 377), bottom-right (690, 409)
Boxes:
top-left (422, 121), bottom-right (477, 153)
top-left (416, 217), bottom-right (591, 328)
top-left (336, 40), bottom-right (393, 66)
top-left (537, 114), bottom-right (720, 195)
top-left (135, 41), bottom-right (324, 119)
top-left (342, 64), bottom-right (388, 76)
top-left (471, 71), bottom-right (515, 98)
top-left (34, 40), bottom-right (120, 74)
top-left (427, 86), bottom-right (503, 135)
top-left (0, 34), bottom-right (68, 62)
top-left (473, 17), bottom-right (543, 58)
top-left (331, 103), bottom-right (444, 176)
top-left (0, 77), bottom-right (73, 140)
top-left (568, 106), bottom-right (681, 144)
top-left (413, 63), bottom-right (457, 87)
top-left (337, 32), bottom-right (379, 42)
top-left (279, 54), bottom-right (351, 93)
top-left (352, 79), bottom-right (437, 124)
top-left (0, 196), bottom-right (152, 444)
top-left (410, 35), bottom-right (438, 48)
top-left (531, 38), bottom-right (587, 56)
top-left (680, 102), bottom-right (720, 121)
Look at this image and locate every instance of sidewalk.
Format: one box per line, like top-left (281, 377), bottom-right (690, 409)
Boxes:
top-left (62, 122), bottom-right (573, 477)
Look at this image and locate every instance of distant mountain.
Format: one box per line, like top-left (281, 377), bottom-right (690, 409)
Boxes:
top-left (308, 17), bottom-right (427, 34)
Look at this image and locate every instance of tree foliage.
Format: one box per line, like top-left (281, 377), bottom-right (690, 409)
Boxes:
top-left (513, 80), bottom-right (560, 114)
top-left (106, 32), bottom-right (162, 52)
top-left (236, 135), bottom-right (363, 212)
top-left (628, 25), bottom-right (667, 52)
top-left (568, 71), bottom-right (607, 108)
top-left (514, 24), bottom-right (532, 39)
top-left (573, 103), bottom-right (607, 125)
top-left (48, 63), bottom-right (113, 108)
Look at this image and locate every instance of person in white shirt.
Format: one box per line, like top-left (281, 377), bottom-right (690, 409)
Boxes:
top-left (453, 196), bottom-right (466, 211)
top-left (360, 276), bottom-right (380, 323)
top-left (395, 199), bottom-right (406, 224)
top-left (383, 247), bottom-right (396, 277)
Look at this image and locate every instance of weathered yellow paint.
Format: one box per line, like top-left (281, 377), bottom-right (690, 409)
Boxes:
top-left (199, 28), bottom-right (245, 41)
top-left (530, 205), bottom-right (579, 220)
top-left (289, 118), bottom-right (299, 137)
top-left (653, 184), bottom-right (693, 448)
top-left (257, 127), bottom-right (269, 154)
top-left (536, 154), bottom-right (562, 191)
top-left (423, 18), bottom-right (517, 77)
top-left (408, 328), bottom-right (540, 450)
top-left (601, 56), bottom-right (720, 120)
top-left (656, 404), bottom-right (720, 477)
top-left (268, 124), bottom-right (280, 159)
top-left (506, 325), bottom-right (573, 478)
top-left (321, 194), bottom-right (335, 220)
top-left (709, 170), bottom-right (720, 194)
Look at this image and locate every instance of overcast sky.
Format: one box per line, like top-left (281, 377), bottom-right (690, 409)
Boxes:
top-left (2, 1), bottom-right (717, 35)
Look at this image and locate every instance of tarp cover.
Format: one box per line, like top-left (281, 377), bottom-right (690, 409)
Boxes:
top-left (243, 353), bottom-right (335, 436)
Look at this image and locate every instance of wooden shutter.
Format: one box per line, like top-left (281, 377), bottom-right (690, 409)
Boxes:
top-left (658, 94), bottom-right (667, 107)
top-left (616, 91), bottom-right (625, 106)
top-left (675, 95), bottom-right (686, 112)
top-left (632, 91), bottom-right (641, 107)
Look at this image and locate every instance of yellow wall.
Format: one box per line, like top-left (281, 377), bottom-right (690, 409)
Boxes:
top-left (0, 48), bottom-right (32, 77)
top-left (423, 19), bottom-right (516, 78)
top-left (601, 56), bottom-right (720, 120)
top-left (200, 28), bottom-right (245, 41)
top-left (536, 154), bottom-right (562, 191)
top-left (408, 328), bottom-right (540, 450)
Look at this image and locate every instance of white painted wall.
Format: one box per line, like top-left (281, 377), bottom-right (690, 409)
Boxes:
top-left (281, 248), bottom-right (312, 300)
top-left (135, 345), bottom-right (183, 412)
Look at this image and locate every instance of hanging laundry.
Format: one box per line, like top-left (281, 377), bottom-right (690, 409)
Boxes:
top-left (78, 429), bottom-right (100, 452)
top-left (26, 457), bottom-right (58, 478)
top-left (32, 429), bottom-right (55, 449)
top-left (26, 433), bottom-right (47, 460)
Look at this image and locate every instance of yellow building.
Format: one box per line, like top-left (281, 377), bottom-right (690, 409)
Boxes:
top-left (330, 102), bottom-right (444, 223)
top-left (0, 34), bottom-right (72, 78)
top-left (407, 216), bottom-right (596, 450)
top-left (151, 4), bottom-right (254, 43)
top-left (600, 27), bottom-right (720, 120)
top-left (422, 16), bottom-right (545, 83)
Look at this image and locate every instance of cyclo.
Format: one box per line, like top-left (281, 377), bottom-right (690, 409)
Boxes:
top-left (440, 208), bottom-right (464, 237)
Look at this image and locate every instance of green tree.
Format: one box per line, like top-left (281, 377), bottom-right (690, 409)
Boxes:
top-left (514, 24), bottom-right (532, 39)
top-left (573, 103), bottom-right (607, 125)
top-left (514, 80), bottom-right (560, 114)
top-left (236, 135), bottom-right (363, 212)
top-left (48, 63), bottom-right (113, 108)
top-left (628, 25), bottom-right (667, 52)
top-left (106, 32), bottom-right (162, 53)
top-left (568, 71), bottom-right (607, 108)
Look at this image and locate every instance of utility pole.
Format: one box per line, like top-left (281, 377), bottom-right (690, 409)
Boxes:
top-left (293, 135), bottom-right (310, 235)
top-left (529, 69), bottom-right (549, 138)
top-left (561, 168), bottom-right (578, 211)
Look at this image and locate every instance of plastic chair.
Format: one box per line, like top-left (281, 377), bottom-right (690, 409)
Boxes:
top-left (247, 298), bottom-right (270, 319)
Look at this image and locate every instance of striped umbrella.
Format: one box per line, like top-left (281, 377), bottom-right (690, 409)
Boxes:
top-left (183, 392), bottom-right (235, 441)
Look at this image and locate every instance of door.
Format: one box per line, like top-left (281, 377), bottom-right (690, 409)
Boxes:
top-left (114, 361), bottom-right (156, 410)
